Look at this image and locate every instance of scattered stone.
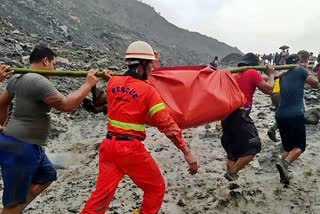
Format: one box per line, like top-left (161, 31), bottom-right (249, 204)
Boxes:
top-left (257, 112), bottom-right (267, 119)
top-left (177, 199), bottom-right (186, 207)
top-left (15, 44), bottom-right (23, 51)
top-left (228, 183), bottom-right (240, 190)
top-left (56, 56), bottom-right (71, 65)
top-left (108, 65), bottom-right (120, 71)
top-left (258, 153), bottom-right (273, 164)
top-left (21, 55), bottom-right (30, 65)
top-left (67, 205), bottom-right (80, 213)
top-left (12, 29), bottom-right (21, 34)
top-left (229, 189), bottom-right (242, 199)
top-left (154, 147), bottom-right (164, 152)
top-left (70, 15), bottom-right (81, 23)
top-left (59, 25), bottom-right (69, 34)
top-left (304, 108), bottom-right (320, 125)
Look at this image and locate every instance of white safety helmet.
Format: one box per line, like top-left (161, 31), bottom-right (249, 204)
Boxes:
top-left (125, 41), bottom-right (156, 61)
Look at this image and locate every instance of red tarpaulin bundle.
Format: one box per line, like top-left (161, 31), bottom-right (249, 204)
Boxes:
top-left (147, 65), bottom-right (247, 129)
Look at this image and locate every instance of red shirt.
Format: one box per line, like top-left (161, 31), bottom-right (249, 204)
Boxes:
top-left (106, 75), bottom-right (185, 149)
top-left (233, 69), bottom-right (263, 107)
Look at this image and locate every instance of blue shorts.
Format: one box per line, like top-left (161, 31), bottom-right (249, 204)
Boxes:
top-left (0, 134), bottom-right (57, 207)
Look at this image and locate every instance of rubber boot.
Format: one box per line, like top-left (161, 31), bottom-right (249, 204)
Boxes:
top-left (275, 159), bottom-right (290, 185)
top-left (267, 124), bottom-right (278, 142)
top-left (224, 171), bottom-right (239, 181)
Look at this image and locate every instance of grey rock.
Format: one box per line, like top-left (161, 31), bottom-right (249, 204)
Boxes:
top-left (177, 199), bottom-right (186, 207)
top-left (304, 108), bottom-right (320, 125)
top-left (258, 153), bottom-right (273, 164)
top-left (12, 29), bottom-right (21, 34)
top-left (59, 25), bottom-right (68, 34)
top-left (108, 65), bottom-right (120, 71)
top-left (15, 44), bottom-right (23, 51)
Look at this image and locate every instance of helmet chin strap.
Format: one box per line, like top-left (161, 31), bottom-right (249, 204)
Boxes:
top-left (135, 60), bottom-right (148, 80)
top-left (141, 62), bottom-right (148, 80)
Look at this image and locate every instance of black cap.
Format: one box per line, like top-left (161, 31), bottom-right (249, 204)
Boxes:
top-left (238, 53), bottom-right (259, 67)
top-left (285, 54), bottom-right (301, 64)
top-left (297, 50), bottom-right (310, 60)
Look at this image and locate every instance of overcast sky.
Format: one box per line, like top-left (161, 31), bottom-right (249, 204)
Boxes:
top-left (141, 0), bottom-right (319, 55)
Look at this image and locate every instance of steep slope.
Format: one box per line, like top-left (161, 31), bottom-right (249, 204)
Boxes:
top-left (0, 0), bottom-right (241, 65)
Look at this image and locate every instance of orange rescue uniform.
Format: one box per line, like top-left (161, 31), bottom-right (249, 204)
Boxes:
top-left (81, 72), bottom-right (186, 214)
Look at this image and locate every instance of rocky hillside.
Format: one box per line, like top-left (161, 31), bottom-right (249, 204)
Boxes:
top-left (0, 0), bottom-right (241, 65)
top-left (221, 53), bottom-right (244, 66)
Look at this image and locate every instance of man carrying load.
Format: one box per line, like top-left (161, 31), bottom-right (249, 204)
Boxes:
top-left (221, 53), bottom-right (276, 181)
top-left (0, 45), bottom-right (100, 214)
top-left (275, 53), bottom-right (318, 185)
top-left (81, 41), bottom-right (198, 214)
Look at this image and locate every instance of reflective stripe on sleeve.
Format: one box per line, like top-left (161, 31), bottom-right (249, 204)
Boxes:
top-left (149, 102), bottom-right (166, 116)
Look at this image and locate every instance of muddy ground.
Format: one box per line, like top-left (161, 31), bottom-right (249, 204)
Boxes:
top-left (1, 3), bottom-right (319, 213)
top-left (0, 89), bottom-right (316, 214)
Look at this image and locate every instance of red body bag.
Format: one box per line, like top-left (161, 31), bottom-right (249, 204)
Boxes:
top-left (147, 65), bottom-right (247, 129)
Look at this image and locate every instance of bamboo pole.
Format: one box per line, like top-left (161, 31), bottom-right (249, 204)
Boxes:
top-left (8, 64), bottom-right (313, 77)
top-left (228, 64), bottom-right (313, 73)
top-left (8, 68), bottom-right (105, 77)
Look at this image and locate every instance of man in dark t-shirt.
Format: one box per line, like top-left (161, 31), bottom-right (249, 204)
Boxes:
top-left (275, 53), bottom-right (318, 185)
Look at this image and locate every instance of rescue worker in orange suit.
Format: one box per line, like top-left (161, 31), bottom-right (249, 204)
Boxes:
top-left (80, 41), bottom-right (199, 214)
top-left (152, 51), bottom-right (159, 70)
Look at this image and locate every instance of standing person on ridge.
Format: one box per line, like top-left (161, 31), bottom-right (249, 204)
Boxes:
top-left (274, 52), bottom-right (281, 65)
top-left (210, 56), bottom-right (219, 69)
top-left (316, 52), bottom-right (320, 81)
top-left (279, 49), bottom-right (289, 65)
top-left (80, 41), bottom-right (198, 214)
top-left (0, 45), bottom-right (103, 214)
top-left (221, 53), bottom-right (276, 181)
top-left (308, 52), bottom-right (316, 66)
top-left (275, 53), bottom-right (318, 185)
top-left (268, 53), bottom-right (273, 64)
